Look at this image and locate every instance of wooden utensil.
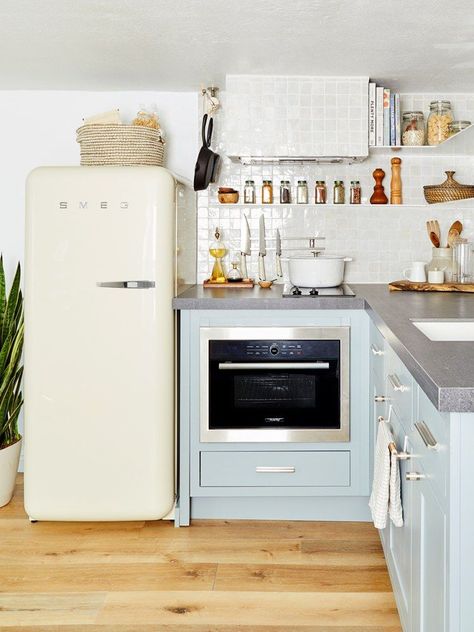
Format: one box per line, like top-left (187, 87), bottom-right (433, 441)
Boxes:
top-left (430, 231), bottom-right (440, 248)
top-left (446, 220), bottom-right (463, 246)
top-left (447, 228), bottom-right (460, 248)
top-left (426, 219), bottom-right (441, 246)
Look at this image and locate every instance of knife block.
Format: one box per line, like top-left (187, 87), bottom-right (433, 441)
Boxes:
top-left (370, 168), bottom-right (389, 204)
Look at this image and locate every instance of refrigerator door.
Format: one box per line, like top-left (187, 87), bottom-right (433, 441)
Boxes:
top-left (24, 166), bottom-right (176, 520)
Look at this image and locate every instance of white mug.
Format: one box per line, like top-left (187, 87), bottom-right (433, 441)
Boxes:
top-left (403, 261), bottom-right (427, 282)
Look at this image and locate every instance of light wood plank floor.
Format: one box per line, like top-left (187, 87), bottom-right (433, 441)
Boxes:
top-left (0, 475), bottom-right (401, 630)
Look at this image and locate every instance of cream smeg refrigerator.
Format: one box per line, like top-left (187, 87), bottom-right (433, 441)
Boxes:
top-left (24, 166), bottom-right (194, 521)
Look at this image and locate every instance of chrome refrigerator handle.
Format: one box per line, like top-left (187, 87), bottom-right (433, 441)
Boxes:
top-left (97, 281), bottom-right (155, 289)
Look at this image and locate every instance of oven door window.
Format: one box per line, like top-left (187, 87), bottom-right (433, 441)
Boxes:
top-left (208, 350), bottom-right (340, 431)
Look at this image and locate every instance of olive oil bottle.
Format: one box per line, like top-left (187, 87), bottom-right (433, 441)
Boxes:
top-left (209, 227), bottom-right (227, 283)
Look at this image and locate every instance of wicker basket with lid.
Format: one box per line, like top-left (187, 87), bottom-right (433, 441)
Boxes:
top-left (424, 171), bottom-right (474, 204)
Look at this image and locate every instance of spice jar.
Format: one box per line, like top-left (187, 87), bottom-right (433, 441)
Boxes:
top-left (262, 180), bottom-right (273, 204)
top-left (402, 111), bottom-right (425, 146)
top-left (448, 120), bottom-right (471, 137)
top-left (350, 181), bottom-right (361, 204)
top-left (243, 180), bottom-right (256, 204)
top-left (297, 180), bottom-right (308, 204)
top-left (315, 180), bottom-right (327, 204)
top-left (333, 181), bottom-right (345, 204)
top-left (427, 101), bottom-right (453, 145)
top-left (279, 180), bottom-right (291, 204)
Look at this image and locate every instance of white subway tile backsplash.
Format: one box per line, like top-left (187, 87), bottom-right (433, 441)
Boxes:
top-left (197, 81), bottom-right (474, 283)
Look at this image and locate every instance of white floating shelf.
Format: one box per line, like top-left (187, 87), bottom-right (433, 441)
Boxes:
top-left (212, 200), bottom-right (474, 209)
top-left (369, 123), bottom-right (474, 156)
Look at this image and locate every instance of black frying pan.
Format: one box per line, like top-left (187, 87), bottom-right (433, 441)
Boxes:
top-left (193, 114), bottom-right (220, 191)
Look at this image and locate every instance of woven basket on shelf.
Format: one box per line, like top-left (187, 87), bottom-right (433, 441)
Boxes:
top-left (76, 124), bottom-right (165, 166)
top-left (424, 171), bottom-right (474, 204)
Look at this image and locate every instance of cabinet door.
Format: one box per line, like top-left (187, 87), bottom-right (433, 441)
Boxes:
top-left (371, 371), bottom-right (390, 549)
top-left (410, 466), bottom-right (447, 632)
top-left (386, 407), bottom-right (413, 631)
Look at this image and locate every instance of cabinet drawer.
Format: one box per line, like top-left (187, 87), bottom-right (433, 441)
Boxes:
top-left (412, 388), bottom-right (448, 499)
top-left (385, 346), bottom-right (414, 431)
top-left (200, 451), bottom-right (351, 488)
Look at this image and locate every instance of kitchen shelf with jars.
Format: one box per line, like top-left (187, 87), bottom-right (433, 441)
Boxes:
top-left (368, 88), bottom-right (474, 156)
top-left (369, 121), bottom-right (474, 156)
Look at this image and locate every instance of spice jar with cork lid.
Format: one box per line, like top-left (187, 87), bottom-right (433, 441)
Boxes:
top-left (262, 180), bottom-right (273, 204)
top-left (315, 181), bottom-right (327, 204)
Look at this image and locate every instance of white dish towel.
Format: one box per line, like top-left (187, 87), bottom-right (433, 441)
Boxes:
top-left (369, 420), bottom-right (404, 529)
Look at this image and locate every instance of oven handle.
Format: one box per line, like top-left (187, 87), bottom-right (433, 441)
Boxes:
top-left (218, 362), bottom-right (330, 370)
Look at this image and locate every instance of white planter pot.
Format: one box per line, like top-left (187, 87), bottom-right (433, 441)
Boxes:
top-left (287, 255), bottom-right (352, 288)
top-left (0, 438), bottom-right (22, 507)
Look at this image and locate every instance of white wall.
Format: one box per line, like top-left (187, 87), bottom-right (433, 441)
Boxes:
top-left (0, 90), bottom-right (198, 277)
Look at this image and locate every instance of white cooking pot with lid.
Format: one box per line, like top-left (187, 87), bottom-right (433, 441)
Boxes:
top-left (287, 255), bottom-right (352, 288)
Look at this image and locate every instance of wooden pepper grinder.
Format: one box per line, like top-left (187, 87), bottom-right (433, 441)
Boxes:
top-left (370, 168), bottom-right (388, 204)
top-left (390, 157), bottom-right (402, 204)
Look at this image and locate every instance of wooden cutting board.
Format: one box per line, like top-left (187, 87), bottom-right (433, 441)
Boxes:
top-left (203, 279), bottom-right (255, 288)
top-left (389, 280), bottom-right (474, 293)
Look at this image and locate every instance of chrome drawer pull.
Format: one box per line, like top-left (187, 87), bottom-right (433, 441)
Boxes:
top-left (414, 421), bottom-right (439, 450)
top-left (388, 374), bottom-right (409, 392)
top-left (218, 362), bottom-right (329, 370)
top-left (406, 471), bottom-right (426, 482)
top-left (255, 466), bottom-right (296, 473)
top-left (371, 344), bottom-right (384, 356)
top-left (374, 395), bottom-right (387, 403)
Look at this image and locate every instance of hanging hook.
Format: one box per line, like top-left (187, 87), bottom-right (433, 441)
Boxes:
top-left (201, 86), bottom-right (220, 116)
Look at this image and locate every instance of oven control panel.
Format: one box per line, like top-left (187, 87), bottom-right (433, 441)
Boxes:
top-left (245, 343), bottom-right (303, 357)
top-left (209, 339), bottom-right (340, 362)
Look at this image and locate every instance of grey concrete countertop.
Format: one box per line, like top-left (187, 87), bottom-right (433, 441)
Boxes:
top-left (173, 283), bottom-right (474, 413)
top-left (173, 283), bottom-right (366, 310)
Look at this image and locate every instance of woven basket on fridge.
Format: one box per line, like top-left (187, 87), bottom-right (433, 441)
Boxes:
top-left (76, 124), bottom-right (165, 166)
top-left (424, 171), bottom-right (474, 204)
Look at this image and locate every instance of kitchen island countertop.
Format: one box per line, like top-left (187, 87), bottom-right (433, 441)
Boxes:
top-left (173, 283), bottom-right (474, 413)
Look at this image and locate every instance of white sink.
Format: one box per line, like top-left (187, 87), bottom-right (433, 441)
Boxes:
top-left (412, 320), bottom-right (474, 341)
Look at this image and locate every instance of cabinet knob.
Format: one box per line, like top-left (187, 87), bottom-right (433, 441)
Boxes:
top-left (406, 472), bottom-right (426, 482)
top-left (374, 395), bottom-right (387, 403)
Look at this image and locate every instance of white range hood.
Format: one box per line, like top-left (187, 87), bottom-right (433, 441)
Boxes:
top-left (223, 75), bottom-right (369, 164)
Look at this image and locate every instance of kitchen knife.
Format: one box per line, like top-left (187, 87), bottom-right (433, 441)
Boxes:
top-left (240, 214), bottom-right (251, 280)
top-left (275, 228), bottom-right (283, 278)
top-left (258, 214), bottom-right (266, 281)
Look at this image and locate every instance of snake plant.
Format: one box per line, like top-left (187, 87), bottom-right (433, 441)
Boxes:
top-left (0, 256), bottom-right (24, 450)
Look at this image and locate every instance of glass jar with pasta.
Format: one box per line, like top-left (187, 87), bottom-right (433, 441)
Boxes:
top-left (427, 101), bottom-right (453, 145)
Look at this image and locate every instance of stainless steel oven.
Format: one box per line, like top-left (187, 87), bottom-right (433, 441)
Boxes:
top-left (200, 327), bottom-right (350, 442)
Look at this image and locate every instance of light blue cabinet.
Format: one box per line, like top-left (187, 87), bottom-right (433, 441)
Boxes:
top-left (178, 309), bottom-right (371, 525)
top-left (411, 458), bottom-right (447, 632)
top-left (386, 408), bottom-right (413, 632)
top-left (369, 319), bottom-right (449, 632)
